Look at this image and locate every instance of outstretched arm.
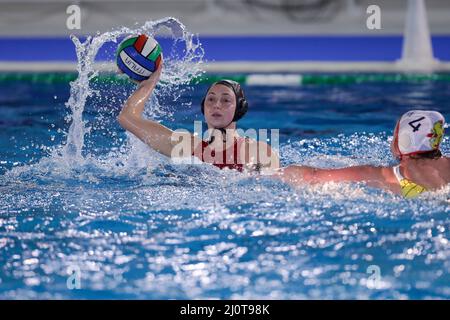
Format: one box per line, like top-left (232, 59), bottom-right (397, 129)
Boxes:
top-left (118, 57), bottom-right (190, 157)
top-left (274, 165), bottom-right (396, 191)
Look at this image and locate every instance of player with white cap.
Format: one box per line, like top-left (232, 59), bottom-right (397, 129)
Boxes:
top-left (392, 110), bottom-right (444, 159)
top-left (274, 110), bottom-right (449, 199)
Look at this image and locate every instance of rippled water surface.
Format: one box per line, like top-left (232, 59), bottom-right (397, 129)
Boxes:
top-left (1, 75), bottom-right (449, 299)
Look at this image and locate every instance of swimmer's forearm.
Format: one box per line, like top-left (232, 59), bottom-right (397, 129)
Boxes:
top-left (120, 57), bottom-right (162, 120)
top-left (117, 115), bottom-right (174, 157)
top-left (276, 165), bottom-right (387, 186)
top-left (120, 82), bottom-right (156, 120)
top-left (273, 166), bottom-right (316, 185)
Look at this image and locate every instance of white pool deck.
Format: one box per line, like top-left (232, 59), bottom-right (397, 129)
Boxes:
top-left (1, 61), bottom-right (450, 73)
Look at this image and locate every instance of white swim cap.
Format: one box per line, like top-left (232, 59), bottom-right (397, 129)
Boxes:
top-left (394, 110), bottom-right (445, 157)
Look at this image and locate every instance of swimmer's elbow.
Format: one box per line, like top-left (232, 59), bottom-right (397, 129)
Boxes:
top-left (117, 111), bottom-right (139, 130)
top-left (119, 101), bottom-right (143, 121)
top-left (117, 112), bottom-right (124, 124)
top-left (117, 112), bottom-right (129, 130)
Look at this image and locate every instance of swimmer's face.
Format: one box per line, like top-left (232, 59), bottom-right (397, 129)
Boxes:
top-left (391, 120), bottom-right (402, 159)
top-left (204, 84), bottom-right (237, 128)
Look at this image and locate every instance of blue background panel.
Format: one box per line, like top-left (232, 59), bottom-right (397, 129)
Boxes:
top-left (0, 35), bottom-right (449, 62)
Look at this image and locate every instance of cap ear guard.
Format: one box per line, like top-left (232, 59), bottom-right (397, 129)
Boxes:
top-left (392, 120), bottom-right (402, 159)
top-left (233, 97), bottom-right (248, 122)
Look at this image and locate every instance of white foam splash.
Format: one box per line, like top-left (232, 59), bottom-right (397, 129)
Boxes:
top-left (59, 17), bottom-right (204, 172)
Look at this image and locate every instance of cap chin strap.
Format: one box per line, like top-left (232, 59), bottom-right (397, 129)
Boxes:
top-left (207, 122), bottom-right (234, 145)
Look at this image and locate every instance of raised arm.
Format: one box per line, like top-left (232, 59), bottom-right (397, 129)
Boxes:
top-left (117, 57), bottom-right (186, 158)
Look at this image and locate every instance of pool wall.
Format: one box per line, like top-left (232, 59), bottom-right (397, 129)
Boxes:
top-left (1, 35), bottom-right (450, 73)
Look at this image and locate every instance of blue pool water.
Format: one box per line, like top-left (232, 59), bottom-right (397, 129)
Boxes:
top-left (0, 75), bottom-right (449, 299)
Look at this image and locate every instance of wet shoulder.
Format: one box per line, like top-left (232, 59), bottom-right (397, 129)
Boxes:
top-left (443, 157), bottom-right (450, 180)
top-left (407, 157), bottom-right (450, 188)
top-left (433, 157), bottom-right (450, 180)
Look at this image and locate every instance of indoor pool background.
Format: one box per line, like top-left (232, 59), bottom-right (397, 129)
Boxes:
top-left (0, 71), bottom-right (449, 299)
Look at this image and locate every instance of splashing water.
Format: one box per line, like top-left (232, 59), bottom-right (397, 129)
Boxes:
top-left (0, 23), bottom-right (449, 299)
top-left (59, 17), bottom-right (204, 171)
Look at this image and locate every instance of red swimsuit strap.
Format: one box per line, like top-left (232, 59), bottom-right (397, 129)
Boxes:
top-left (197, 136), bottom-right (245, 171)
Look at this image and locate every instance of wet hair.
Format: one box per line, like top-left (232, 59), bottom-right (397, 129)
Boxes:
top-left (409, 149), bottom-right (442, 159)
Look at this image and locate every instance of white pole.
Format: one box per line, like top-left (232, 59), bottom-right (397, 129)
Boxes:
top-left (397, 0), bottom-right (439, 71)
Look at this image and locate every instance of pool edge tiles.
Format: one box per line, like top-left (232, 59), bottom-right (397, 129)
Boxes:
top-left (2, 71), bottom-right (450, 86)
top-left (1, 61), bottom-right (450, 73)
